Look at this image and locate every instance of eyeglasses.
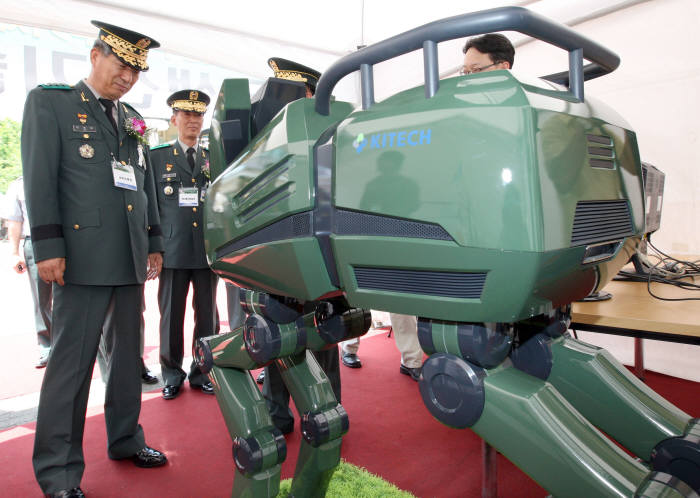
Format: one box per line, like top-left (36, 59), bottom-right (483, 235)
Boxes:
top-left (459, 62), bottom-right (499, 76)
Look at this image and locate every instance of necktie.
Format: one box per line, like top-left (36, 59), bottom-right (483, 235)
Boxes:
top-left (99, 98), bottom-right (118, 133)
top-left (186, 147), bottom-right (196, 171)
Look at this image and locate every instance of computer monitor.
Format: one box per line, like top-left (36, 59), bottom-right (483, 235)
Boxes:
top-left (641, 161), bottom-right (665, 235)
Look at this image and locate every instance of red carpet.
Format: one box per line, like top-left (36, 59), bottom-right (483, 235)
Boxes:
top-left (3, 332), bottom-right (699, 497)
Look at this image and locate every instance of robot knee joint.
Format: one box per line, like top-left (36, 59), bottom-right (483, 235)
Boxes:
top-left (301, 405), bottom-right (349, 447)
top-left (232, 428), bottom-right (287, 476)
top-left (419, 353), bottom-right (486, 429)
top-left (651, 419), bottom-right (700, 492)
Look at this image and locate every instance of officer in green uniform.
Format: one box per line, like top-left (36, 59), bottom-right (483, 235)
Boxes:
top-left (257, 58), bottom-right (342, 434)
top-left (151, 90), bottom-right (219, 400)
top-left (22, 21), bottom-right (167, 498)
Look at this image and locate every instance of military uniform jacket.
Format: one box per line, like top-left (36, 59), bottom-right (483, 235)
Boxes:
top-left (151, 142), bottom-right (210, 269)
top-left (21, 80), bottom-right (163, 286)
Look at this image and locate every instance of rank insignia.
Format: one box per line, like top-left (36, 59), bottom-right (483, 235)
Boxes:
top-left (79, 143), bottom-right (95, 158)
top-left (166, 163), bottom-right (173, 171)
top-left (164, 185), bottom-right (174, 196)
top-left (77, 113), bottom-right (87, 124)
top-left (80, 91), bottom-right (90, 102)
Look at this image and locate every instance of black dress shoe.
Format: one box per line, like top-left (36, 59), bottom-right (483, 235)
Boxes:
top-left (162, 384), bottom-right (181, 400)
top-left (342, 352), bottom-right (362, 368)
top-left (191, 381), bottom-right (215, 394)
top-left (400, 364), bottom-right (421, 381)
top-left (141, 370), bottom-right (158, 384)
top-left (129, 446), bottom-right (167, 468)
top-left (46, 488), bottom-right (85, 498)
top-left (256, 370), bottom-right (265, 384)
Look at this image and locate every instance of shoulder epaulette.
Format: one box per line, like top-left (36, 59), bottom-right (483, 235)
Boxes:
top-left (121, 101), bottom-right (143, 117)
top-left (39, 83), bottom-right (72, 90)
top-left (150, 143), bottom-right (172, 151)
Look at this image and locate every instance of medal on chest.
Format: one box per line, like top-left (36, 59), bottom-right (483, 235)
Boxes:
top-left (79, 143), bottom-right (95, 158)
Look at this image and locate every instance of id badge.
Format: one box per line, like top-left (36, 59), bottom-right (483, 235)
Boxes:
top-left (179, 187), bottom-right (199, 207)
top-left (112, 159), bottom-right (138, 191)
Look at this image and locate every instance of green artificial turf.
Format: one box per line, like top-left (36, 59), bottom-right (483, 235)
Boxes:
top-left (277, 460), bottom-right (416, 497)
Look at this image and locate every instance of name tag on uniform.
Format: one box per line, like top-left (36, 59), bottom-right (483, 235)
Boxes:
top-left (73, 124), bottom-right (97, 133)
top-left (112, 159), bottom-right (137, 191)
top-left (179, 187), bottom-right (199, 206)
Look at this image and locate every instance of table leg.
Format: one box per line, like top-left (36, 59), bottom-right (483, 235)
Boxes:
top-left (482, 439), bottom-right (497, 498)
top-left (634, 337), bottom-right (645, 381)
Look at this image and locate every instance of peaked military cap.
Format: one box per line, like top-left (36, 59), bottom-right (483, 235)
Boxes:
top-left (91, 20), bottom-right (159, 71)
top-left (166, 89), bottom-right (210, 114)
top-left (268, 57), bottom-right (321, 92)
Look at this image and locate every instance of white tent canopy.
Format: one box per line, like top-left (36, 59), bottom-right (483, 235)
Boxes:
top-left (1, 0), bottom-right (649, 100)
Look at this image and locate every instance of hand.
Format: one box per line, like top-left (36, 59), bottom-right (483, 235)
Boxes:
top-left (37, 257), bottom-right (66, 286)
top-left (12, 254), bottom-right (27, 274)
top-left (147, 252), bottom-right (162, 280)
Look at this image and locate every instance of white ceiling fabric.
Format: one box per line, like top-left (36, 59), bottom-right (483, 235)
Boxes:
top-left (1, 0), bottom-right (651, 91)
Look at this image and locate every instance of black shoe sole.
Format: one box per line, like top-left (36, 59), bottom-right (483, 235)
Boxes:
top-left (131, 456), bottom-right (168, 468)
top-left (162, 386), bottom-right (181, 400)
top-left (190, 383), bottom-right (215, 394)
top-left (400, 365), bottom-right (421, 381)
top-left (342, 360), bottom-right (362, 368)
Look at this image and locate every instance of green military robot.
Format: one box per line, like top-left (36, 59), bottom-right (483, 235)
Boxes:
top-left (196, 7), bottom-right (699, 498)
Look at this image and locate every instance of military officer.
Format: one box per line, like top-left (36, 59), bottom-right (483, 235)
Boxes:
top-left (257, 58), bottom-right (342, 434)
top-left (152, 89), bottom-right (219, 400)
top-left (22, 21), bottom-right (167, 498)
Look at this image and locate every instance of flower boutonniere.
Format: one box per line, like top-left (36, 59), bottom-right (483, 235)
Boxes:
top-left (123, 117), bottom-right (152, 145)
top-left (202, 159), bottom-right (210, 180)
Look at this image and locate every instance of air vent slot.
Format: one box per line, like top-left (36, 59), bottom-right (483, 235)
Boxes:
top-left (215, 212), bottom-right (312, 260)
top-left (353, 267), bottom-right (486, 299)
top-left (334, 209), bottom-right (453, 241)
top-left (570, 200), bottom-right (633, 246)
top-left (586, 134), bottom-right (615, 169)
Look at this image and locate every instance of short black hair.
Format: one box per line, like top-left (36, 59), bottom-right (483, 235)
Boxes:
top-left (462, 34), bottom-right (515, 68)
top-left (92, 38), bottom-right (112, 57)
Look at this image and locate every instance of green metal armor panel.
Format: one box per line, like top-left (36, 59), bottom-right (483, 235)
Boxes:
top-left (331, 71), bottom-right (643, 321)
top-left (206, 72), bottom-right (644, 321)
top-left (205, 97), bottom-right (355, 300)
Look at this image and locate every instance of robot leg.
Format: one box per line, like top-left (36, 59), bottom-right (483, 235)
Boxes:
top-left (195, 323), bottom-right (294, 498)
top-left (418, 318), bottom-right (696, 497)
top-left (509, 313), bottom-right (699, 491)
top-left (278, 350), bottom-right (349, 497)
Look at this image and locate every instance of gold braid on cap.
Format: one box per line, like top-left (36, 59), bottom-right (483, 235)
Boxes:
top-left (100, 28), bottom-right (151, 70)
top-left (171, 100), bottom-right (207, 113)
top-left (274, 70), bottom-right (308, 83)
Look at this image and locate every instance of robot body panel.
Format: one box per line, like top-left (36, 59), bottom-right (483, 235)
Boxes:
top-left (216, 237), bottom-right (337, 301)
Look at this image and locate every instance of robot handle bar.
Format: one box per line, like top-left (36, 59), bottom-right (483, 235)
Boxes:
top-left (314, 6), bottom-right (619, 115)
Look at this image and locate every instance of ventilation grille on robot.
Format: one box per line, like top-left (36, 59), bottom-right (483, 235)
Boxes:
top-left (586, 134), bottom-right (615, 170)
top-left (353, 267), bottom-right (486, 299)
top-left (570, 200), bottom-right (633, 246)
